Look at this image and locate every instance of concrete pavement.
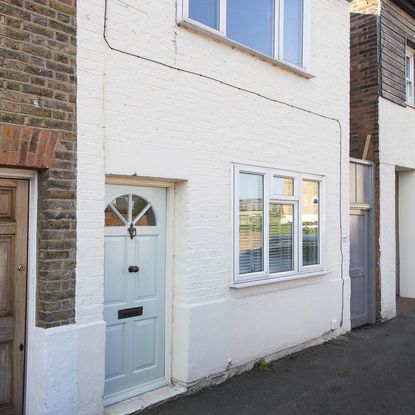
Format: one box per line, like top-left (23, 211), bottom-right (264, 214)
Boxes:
top-left (141, 311), bottom-right (415, 415)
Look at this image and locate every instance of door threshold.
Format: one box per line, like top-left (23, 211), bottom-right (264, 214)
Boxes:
top-left (104, 384), bottom-right (187, 415)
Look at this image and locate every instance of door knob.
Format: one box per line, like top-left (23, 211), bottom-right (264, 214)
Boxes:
top-left (128, 266), bottom-right (140, 273)
top-left (17, 264), bottom-right (25, 272)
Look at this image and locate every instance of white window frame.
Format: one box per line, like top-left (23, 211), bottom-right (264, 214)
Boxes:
top-left (406, 47), bottom-right (415, 106)
top-left (299, 174), bottom-right (324, 274)
top-left (233, 164), bottom-right (324, 285)
top-left (177, 0), bottom-right (311, 72)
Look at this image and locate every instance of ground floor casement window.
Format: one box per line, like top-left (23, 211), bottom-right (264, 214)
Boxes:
top-left (233, 165), bottom-right (324, 284)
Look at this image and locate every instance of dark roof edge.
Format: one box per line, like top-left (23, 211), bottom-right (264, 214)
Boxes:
top-left (390, 0), bottom-right (415, 18)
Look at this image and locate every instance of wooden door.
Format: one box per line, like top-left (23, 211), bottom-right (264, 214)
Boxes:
top-left (0, 179), bottom-right (28, 415)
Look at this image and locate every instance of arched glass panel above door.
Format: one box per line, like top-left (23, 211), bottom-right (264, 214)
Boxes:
top-left (105, 194), bottom-right (156, 227)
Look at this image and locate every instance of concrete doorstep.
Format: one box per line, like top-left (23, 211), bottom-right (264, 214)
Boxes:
top-left (104, 386), bottom-right (187, 415)
top-left (140, 311), bottom-right (415, 415)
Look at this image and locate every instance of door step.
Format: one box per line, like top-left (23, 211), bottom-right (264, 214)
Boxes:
top-left (104, 385), bottom-right (187, 415)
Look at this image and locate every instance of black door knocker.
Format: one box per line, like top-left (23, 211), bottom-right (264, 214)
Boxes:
top-left (127, 223), bottom-right (137, 239)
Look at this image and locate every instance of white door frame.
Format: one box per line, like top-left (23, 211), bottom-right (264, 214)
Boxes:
top-left (0, 168), bottom-right (38, 414)
top-left (105, 176), bottom-right (176, 394)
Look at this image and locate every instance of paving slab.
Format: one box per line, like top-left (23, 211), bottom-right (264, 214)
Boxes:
top-left (141, 313), bottom-right (415, 415)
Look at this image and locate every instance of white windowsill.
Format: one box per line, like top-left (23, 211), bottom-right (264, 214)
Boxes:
top-left (231, 270), bottom-right (329, 289)
top-left (177, 18), bottom-right (315, 79)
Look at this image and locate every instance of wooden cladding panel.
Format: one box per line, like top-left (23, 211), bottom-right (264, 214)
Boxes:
top-left (381, 0), bottom-right (415, 106)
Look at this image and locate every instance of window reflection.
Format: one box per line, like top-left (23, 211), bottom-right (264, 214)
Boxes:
top-left (273, 176), bottom-right (294, 196)
top-left (283, 0), bottom-right (304, 66)
top-left (302, 180), bottom-right (319, 266)
top-left (239, 173), bottom-right (264, 274)
top-left (105, 206), bottom-right (124, 227)
top-left (269, 204), bottom-right (294, 273)
top-left (189, 0), bottom-right (220, 29)
top-left (227, 0), bottom-right (274, 57)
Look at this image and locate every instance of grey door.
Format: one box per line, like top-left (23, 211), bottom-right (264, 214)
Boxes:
top-left (350, 209), bottom-right (370, 328)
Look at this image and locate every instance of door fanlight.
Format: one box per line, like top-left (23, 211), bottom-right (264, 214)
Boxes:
top-left (127, 223), bottom-right (137, 239)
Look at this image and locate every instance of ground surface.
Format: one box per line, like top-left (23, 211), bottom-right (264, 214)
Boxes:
top-left (142, 311), bottom-right (415, 415)
top-left (397, 296), bottom-right (415, 316)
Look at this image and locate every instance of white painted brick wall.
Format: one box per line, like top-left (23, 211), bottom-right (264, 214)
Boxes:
top-left (76, 0), bottom-right (106, 324)
top-left (378, 97), bottom-right (415, 320)
top-left (77, 0), bottom-right (350, 390)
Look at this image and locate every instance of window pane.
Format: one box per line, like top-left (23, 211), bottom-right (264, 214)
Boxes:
top-left (239, 173), bottom-right (264, 275)
top-left (302, 180), bottom-right (319, 266)
top-left (136, 207), bottom-right (156, 226)
top-left (110, 195), bottom-right (129, 222)
top-left (227, 0), bottom-right (274, 57)
top-left (131, 195), bottom-right (156, 226)
top-left (406, 55), bottom-right (411, 79)
top-left (269, 204), bottom-right (294, 273)
top-left (406, 53), bottom-right (413, 104)
top-left (189, 0), bottom-right (219, 29)
top-left (105, 206), bottom-right (124, 227)
top-left (131, 195), bottom-right (148, 220)
top-left (273, 176), bottom-right (294, 196)
top-left (283, 0), bottom-right (304, 66)
top-left (407, 81), bottom-right (413, 104)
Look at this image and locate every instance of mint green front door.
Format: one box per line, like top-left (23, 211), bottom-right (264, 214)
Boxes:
top-left (104, 185), bottom-right (167, 406)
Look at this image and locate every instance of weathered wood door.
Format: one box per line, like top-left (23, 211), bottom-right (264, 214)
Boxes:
top-left (0, 179), bottom-right (28, 414)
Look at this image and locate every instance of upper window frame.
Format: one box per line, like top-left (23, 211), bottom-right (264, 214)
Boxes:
top-left (177, 0), bottom-right (311, 74)
top-left (406, 46), bottom-right (415, 106)
top-left (233, 164), bottom-right (324, 286)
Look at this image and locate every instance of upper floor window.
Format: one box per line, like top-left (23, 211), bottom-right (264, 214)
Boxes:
top-left (181, 0), bottom-right (309, 69)
top-left (406, 47), bottom-right (415, 106)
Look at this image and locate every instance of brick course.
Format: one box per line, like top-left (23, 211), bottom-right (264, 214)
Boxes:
top-left (0, 124), bottom-right (58, 167)
top-left (350, 0), bottom-right (379, 161)
top-left (0, 0), bottom-right (76, 327)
